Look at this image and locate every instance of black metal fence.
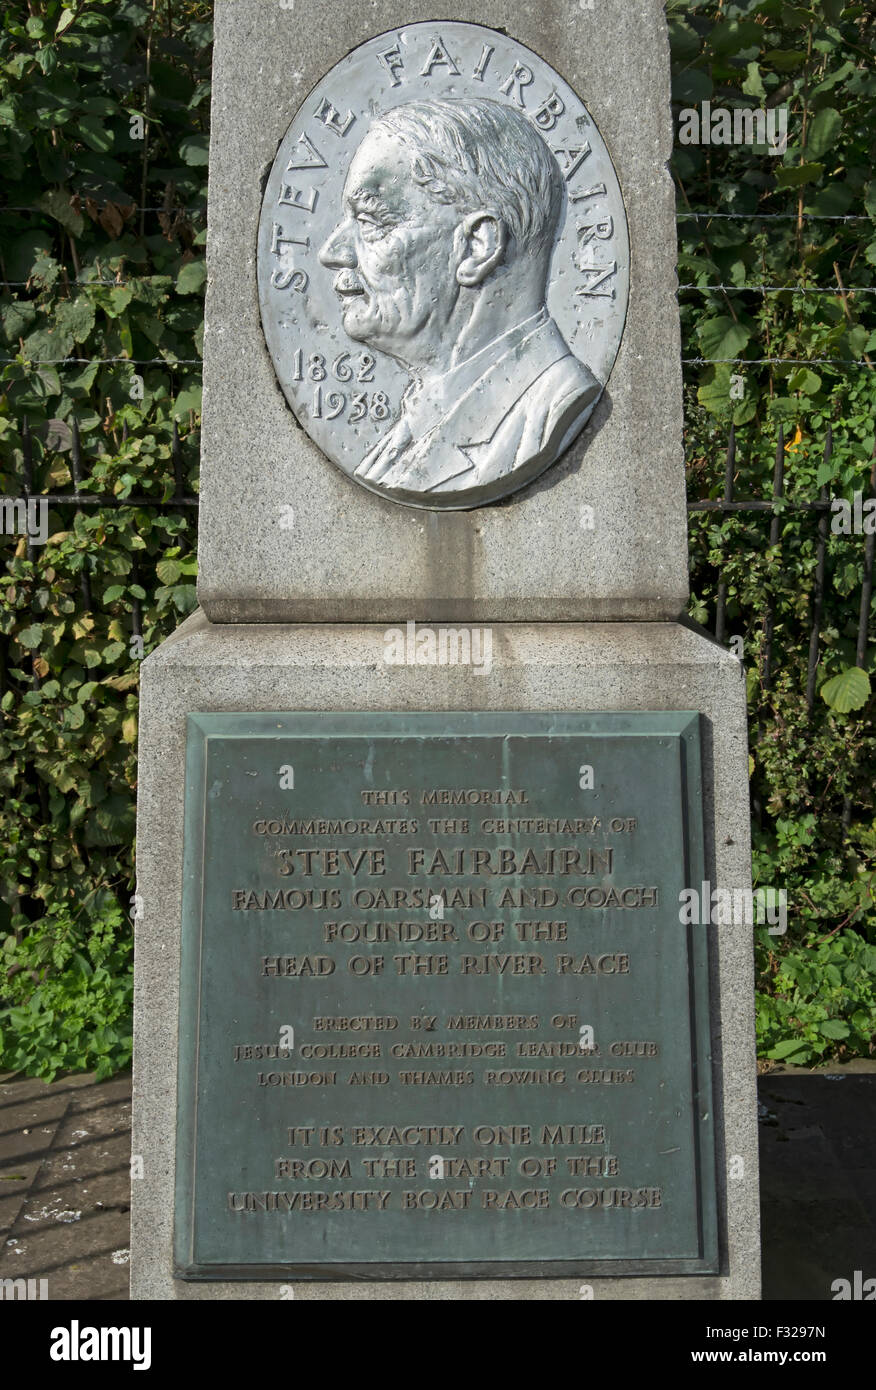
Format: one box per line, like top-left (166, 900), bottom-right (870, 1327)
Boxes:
top-left (3, 416), bottom-right (874, 746)
top-left (688, 424), bottom-right (875, 704)
top-left (10, 416), bottom-right (199, 663)
top-left (686, 423), bottom-right (875, 830)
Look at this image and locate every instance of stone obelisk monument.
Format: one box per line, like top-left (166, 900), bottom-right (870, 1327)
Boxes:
top-left (131, 1), bottom-right (760, 1300)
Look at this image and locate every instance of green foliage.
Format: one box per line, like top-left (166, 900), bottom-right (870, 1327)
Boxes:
top-left (0, 894), bottom-right (133, 1079)
top-left (756, 926), bottom-right (876, 1065)
top-left (674, 0), bottom-right (875, 1066)
top-left (0, 0), bottom-right (209, 1078)
top-left (0, 0), bottom-right (211, 432)
top-left (819, 664), bottom-right (870, 711)
top-left (0, 1), bottom-right (873, 1078)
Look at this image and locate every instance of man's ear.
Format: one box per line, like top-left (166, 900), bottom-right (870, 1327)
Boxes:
top-left (456, 212), bottom-right (507, 287)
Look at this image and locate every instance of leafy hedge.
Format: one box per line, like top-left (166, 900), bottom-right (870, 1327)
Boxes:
top-left (670, 0), bottom-right (876, 1065)
top-left (0, 0), bottom-right (874, 1078)
top-left (0, 0), bottom-right (207, 1078)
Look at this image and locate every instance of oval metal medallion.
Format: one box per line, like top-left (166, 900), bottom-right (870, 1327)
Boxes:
top-left (257, 21), bottom-right (629, 510)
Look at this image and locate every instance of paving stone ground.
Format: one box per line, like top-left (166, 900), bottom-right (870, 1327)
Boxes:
top-left (0, 1069), bottom-right (131, 1300)
top-left (1, 1063), bottom-right (873, 1300)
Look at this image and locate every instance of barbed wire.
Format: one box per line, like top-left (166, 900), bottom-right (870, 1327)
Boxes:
top-left (678, 284), bottom-right (876, 293)
top-left (0, 205), bottom-right (205, 215)
top-left (677, 211), bottom-right (871, 221)
top-left (2, 278), bottom-right (174, 288)
top-left (1, 355), bottom-right (870, 368)
top-left (682, 357), bottom-right (871, 366)
top-left (5, 278), bottom-right (871, 296)
top-left (0, 357), bottom-right (201, 365)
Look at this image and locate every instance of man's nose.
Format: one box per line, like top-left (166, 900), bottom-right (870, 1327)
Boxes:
top-left (318, 221), bottom-right (356, 269)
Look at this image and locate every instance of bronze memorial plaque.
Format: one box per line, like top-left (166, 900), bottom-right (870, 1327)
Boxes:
top-left (174, 712), bottom-right (717, 1279)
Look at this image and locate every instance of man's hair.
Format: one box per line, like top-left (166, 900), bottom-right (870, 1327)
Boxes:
top-left (372, 96), bottom-right (564, 262)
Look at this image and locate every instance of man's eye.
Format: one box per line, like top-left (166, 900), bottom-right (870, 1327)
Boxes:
top-left (357, 215), bottom-right (391, 242)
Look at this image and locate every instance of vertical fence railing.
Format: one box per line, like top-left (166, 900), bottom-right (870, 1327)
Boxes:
top-left (806, 426), bottom-right (832, 713)
top-left (761, 426), bottom-right (785, 694)
top-left (842, 444), bottom-right (876, 830)
top-left (1, 416), bottom-right (199, 727)
top-left (685, 422), bottom-right (874, 835)
top-left (69, 420), bottom-right (92, 612)
top-left (713, 424), bottom-right (735, 647)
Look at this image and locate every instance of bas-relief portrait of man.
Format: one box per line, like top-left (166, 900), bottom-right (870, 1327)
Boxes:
top-left (317, 96), bottom-right (602, 503)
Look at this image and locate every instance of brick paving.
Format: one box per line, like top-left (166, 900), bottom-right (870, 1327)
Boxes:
top-left (0, 1069), bottom-right (131, 1300)
top-left (1, 1062), bottom-right (873, 1300)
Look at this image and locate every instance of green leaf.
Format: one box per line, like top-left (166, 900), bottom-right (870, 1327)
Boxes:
top-left (816, 459), bottom-right (837, 488)
top-left (820, 667), bottom-right (871, 714)
top-left (818, 1019), bottom-right (850, 1040)
top-left (806, 107), bottom-right (841, 160)
top-left (171, 584), bottom-right (198, 615)
top-left (812, 57), bottom-right (856, 94)
top-left (17, 624), bottom-right (44, 650)
top-left (768, 396), bottom-right (800, 418)
top-left (781, 4), bottom-right (813, 27)
top-left (845, 326), bottom-right (869, 359)
top-left (55, 297), bottom-right (96, 345)
top-left (77, 116), bottom-right (114, 154)
top-left (176, 260), bottom-right (206, 295)
top-left (765, 49), bottom-right (807, 72)
top-left (709, 20), bottom-right (762, 56)
top-left (179, 134), bottom-right (209, 165)
top-left (732, 396), bottom-right (757, 426)
top-left (173, 383), bottom-right (202, 417)
top-left (697, 315), bottom-right (752, 361)
top-left (672, 68), bottom-right (713, 104)
top-left (668, 20), bottom-right (700, 63)
top-left (23, 323), bottom-right (71, 361)
top-left (36, 189), bottom-right (84, 238)
top-left (108, 286), bottom-right (133, 316)
top-left (775, 163), bottom-right (823, 189)
top-left (805, 182), bottom-right (855, 216)
top-left (44, 417), bottom-right (73, 451)
top-left (696, 364), bottom-right (734, 418)
top-left (155, 559), bottom-right (182, 585)
top-left (2, 299), bottom-right (37, 341)
top-left (103, 672), bottom-right (139, 692)
top-left (788, 368), bottom-right (821, 395)
top-left (741, 62), bottom-right (766, 100)
top-left (767, 1039), bottom-right (811, 1061)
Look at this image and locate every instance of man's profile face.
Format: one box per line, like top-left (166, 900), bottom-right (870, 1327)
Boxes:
top-left (318, 126), bottom-right (463, 363)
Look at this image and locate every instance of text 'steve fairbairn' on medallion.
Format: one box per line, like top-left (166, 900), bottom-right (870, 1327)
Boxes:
top-left (256, 23), bottom-right (630, 510)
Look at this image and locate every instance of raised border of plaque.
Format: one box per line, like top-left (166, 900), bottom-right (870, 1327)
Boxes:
top-left (174, 711), bottom-right (718, 1279)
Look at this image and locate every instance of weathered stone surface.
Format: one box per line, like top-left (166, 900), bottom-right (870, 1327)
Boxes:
top-left (131, 613), bottom-right (759, 1298)
top-left (0, 1071), bottom-right (132, 1301)
top-left (197, 0), bottom-right (689, 622)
